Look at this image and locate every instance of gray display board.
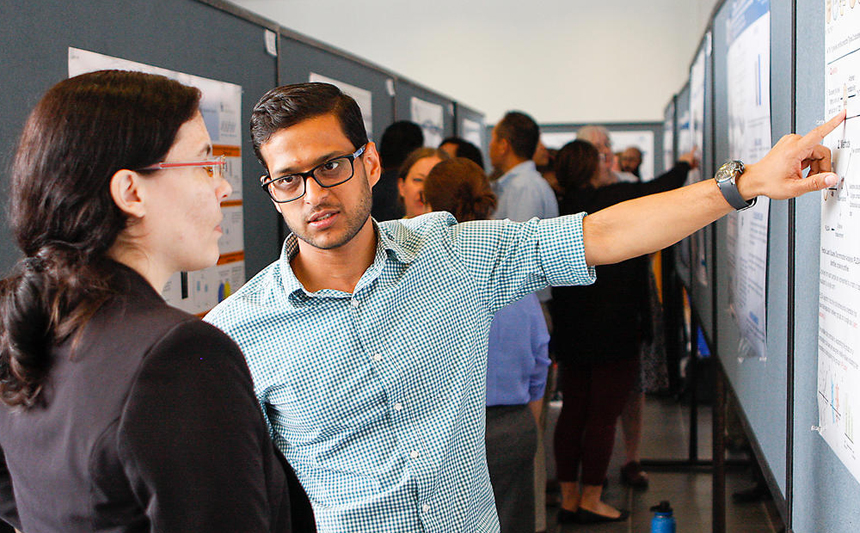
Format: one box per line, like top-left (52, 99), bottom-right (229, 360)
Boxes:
top-left (792, 0), bottom-right (860, 531)
top-left (690, 32), bottom-right (717, 346)
top-left (673, 84), bottom-right (694, 290)
top-left (539, 122), bottom-right (666, 178)
top-left (0, 0), bottom-right (280, 279)
top-left (712, 0), bottom-right (790, 503)
top-left (277, 34), bottom-right (396, 144)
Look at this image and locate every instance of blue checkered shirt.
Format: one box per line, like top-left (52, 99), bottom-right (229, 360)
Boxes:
top-left (204, 212), bottom-right (595, 532)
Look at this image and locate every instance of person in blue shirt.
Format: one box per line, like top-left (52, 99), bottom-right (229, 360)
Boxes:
top-left (423, 157), bottom-right (550, 533)
top-left (205, 81), bottom-right (843, 533)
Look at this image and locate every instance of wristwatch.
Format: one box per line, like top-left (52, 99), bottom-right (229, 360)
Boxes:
top-left (715, 160), bottom-right (756, 211)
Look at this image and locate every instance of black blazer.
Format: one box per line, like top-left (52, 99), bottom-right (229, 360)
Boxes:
top-left (552, 162), bottom-right (691, 366)
top-left (0, 262), bottom-right (315, 532)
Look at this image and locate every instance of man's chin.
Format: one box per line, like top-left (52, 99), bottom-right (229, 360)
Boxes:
top-left (296, 230), bottom-right (348, 251)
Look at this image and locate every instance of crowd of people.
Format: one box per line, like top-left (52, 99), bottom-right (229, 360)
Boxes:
top-left (0, 73), bottom-right (844, 533)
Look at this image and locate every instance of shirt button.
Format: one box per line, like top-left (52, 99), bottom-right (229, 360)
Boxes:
top-left (393, 402), bottom-right (403, 411)
top-left (410, 450), bottom-right (419, 459)
top-left (350, 299), bottom-right (360, 308)
top-left (371, 353), bottom-right (383, 362)
top-left (422, 503), bottom-right (431, 513)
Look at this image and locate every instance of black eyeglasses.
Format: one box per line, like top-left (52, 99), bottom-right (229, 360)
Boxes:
top-left (260, 144), bottom-right (366, 203)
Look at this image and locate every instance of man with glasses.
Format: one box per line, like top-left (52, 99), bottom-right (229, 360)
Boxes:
top-left (205, 82), bottom-right (843, 533)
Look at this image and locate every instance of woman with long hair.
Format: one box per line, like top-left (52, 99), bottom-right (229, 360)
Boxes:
top-left (551, 139), bottom-right (693, 524)
top-left (0, 70), bottom-right (314, 532)
top-left (424, 158), bottom-right (550, 533)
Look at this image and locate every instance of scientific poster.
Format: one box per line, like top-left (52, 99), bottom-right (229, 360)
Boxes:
top-left (461, 117), bottom-right (484, 152)
top-left (68, 48), bottom-right (245, 316)
top-left (817, 0), bottom-right (860, 484)
top-left (690, 34), bottom-right (712, 287)
top-left (663, 100), bottom-right (675, 173)
top-left (676, 106), bottom-right (694, 273)
top-left (725, 0), bottom-right (771, 359)
top-left (540, 132), bottom-right (577, 150)
top-left (309, 72), bottom-right (374, 140)
top-left (411, 97), bottom-right (445, 148)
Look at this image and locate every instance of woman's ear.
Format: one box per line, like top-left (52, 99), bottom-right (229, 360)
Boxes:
top-left (110, 169), bottom-right (147, 219)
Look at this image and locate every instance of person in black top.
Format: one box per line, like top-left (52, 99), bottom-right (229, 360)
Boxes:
top-left (0, 70), bottom-right (315, 532)
top-left (372, 121), bottom-right (424, 221)
top-left (551, 140), bottom-right (694, 525)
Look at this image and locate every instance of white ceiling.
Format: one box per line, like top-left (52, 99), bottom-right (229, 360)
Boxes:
top-left (229, 0), bottom-right (721, 124)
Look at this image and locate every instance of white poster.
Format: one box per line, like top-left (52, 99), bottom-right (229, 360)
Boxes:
top-left (690, 37), bottom-right (708, 186)
top-left (663, 100), bottom-right (675, 172)
top-left (724, 0), bottom-right (771, 359)
top-left (68, 48), bottom-right (245, 316)
top-left (461, 117), bottom-right (484, 152)
top-left (309, 72), bottom-right (374, 140)
top-left (677, 107), bottom-right (693, 155)
top-left (541, 132), bottom-right (577, 150)
top-left (817, 0), bottom-right (860, 484)
top-left (609, 130), bottom-right (655, 181)
top-left (411, 97), bottom-right (445, 148)
top-left (690, 35), bottom-right (712, 287)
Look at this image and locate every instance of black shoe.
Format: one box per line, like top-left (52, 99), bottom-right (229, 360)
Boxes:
top-left (620, 461), bottom-right (649, 489)
top-left (557, 508), bottom-right (579, 524)
top-left (576, 508), bottom-right (631, 523)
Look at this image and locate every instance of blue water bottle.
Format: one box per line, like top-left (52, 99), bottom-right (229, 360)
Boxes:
top-left (650, 500), bottom-right (676, 533)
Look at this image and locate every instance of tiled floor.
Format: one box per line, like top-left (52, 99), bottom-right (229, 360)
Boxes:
top-left (543, 396), bottom-right (783, 532)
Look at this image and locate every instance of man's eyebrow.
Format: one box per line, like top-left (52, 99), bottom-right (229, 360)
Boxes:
top-left (198, 143), bottom-right (213, 157)
top-left (271, 150), bottom-right (344, 177)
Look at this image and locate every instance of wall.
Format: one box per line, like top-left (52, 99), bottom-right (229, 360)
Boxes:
top-left (229, 0), bottom-right (720, 124)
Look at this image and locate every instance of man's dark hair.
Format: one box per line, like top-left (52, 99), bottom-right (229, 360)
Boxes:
top-left (379, 121), bottom-right (424, 171)
top-left (439, 136), bottom-right (485, 170)
top-left (495, 111), bottom-right (539, 161)
top-left (250, 82), bottom-right (368, 169)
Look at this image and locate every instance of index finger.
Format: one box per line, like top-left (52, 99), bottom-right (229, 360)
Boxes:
top-left (801, 109), bottom-right (847, 149)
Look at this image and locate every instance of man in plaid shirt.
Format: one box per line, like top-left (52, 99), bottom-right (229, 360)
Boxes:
top-left (206, 82), bottom-right (843, 532)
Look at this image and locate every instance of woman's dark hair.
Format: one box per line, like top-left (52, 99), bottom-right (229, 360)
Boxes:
top-left (0, 70), bottom-right (201, 408)
top-left (379, 121), bottom-right (424, 170)
top-left (397, 147), bottom-right (450, 182)
top-left (423, 158), bottom-right (497, 222)
top-left (555, 139), bottom-right (601, 193)
top-left (439, 136), bottom-right (485, 170)
top-left (250, 82), bottom-right (368, 168)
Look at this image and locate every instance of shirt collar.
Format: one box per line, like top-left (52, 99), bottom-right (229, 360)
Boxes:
top-left (374, 219), bottom-right (418, 265)
top-left (278, 219), bottom-right (417, 302)
top-left (495, 160), bottom-right (536, 187)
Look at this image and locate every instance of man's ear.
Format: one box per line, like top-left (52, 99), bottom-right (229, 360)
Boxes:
top-left (110, 169), bottom-right (147, 219)
top-left (499, 137), bottom-right (512, 157)
top-left (362, 142), bottom-right (382, 189)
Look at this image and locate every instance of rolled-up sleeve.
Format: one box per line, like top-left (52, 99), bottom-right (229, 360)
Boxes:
top-left (446, 213), bottom-right (596, 313)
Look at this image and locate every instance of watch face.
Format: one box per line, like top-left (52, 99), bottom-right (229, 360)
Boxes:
top-left (719, 161), bottom-right (744, 181)
top-left (717, 161), bottom-right (739, 182)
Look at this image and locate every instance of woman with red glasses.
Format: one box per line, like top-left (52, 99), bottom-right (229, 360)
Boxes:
top-left (0, 70), bottom-right (314, 532)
